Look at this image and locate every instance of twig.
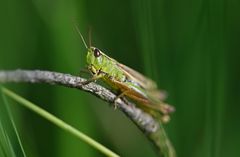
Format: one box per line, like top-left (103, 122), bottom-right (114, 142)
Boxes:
top-left (0, 69), bottom-right (175, 157)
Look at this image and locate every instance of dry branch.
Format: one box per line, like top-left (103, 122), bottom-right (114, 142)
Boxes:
top-left (0, 69), bottom-right (175, 157)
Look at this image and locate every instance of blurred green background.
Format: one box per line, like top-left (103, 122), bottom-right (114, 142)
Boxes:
top-left (0, 0), bottom-right (240, 157)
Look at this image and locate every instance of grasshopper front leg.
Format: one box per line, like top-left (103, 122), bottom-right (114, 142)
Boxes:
top-left (82, 75), bottom-right (103, 85)
top-left (82, 65), bottom-right (105, 85)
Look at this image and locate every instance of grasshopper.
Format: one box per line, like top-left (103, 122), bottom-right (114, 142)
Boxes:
top-left (76, 27), bottom-right (174, 123)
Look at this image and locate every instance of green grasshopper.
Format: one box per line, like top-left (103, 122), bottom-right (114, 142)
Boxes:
top-left (76, 27), bottom-right (174, 123)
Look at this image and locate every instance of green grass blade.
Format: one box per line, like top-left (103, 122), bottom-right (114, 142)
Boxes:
top-left (1, 87), bottom-right (120, 157)
top-left (1, 93), bottom-right (27, 157)
top-left (0, 93), bottom-right (21, 157)
top-left (0, 121), bottom-right (16, 157)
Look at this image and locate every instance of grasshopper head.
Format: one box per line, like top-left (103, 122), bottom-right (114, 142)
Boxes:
top-left (86, 47), bottom-right (105, 71)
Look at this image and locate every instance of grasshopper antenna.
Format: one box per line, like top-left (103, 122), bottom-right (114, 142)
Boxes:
top-left (88, 26), bottom-right (92, 47)
top-left (74, 24), bottom-right (88, 49)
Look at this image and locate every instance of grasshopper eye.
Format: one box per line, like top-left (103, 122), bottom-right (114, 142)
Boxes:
top-left (94, 48), bottom-right (101, 57)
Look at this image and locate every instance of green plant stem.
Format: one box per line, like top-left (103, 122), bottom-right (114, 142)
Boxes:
top-left (1, 87), bottom-right (120, 157)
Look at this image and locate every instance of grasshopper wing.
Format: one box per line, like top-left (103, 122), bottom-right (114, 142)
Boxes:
top-left (109, 78), bottom-right (170, 112)
top-left (101, 52), bottom-right (168, 101)
top-left (117, 63), bottom-right (157, 90)
top-left (117, 63), bottom-right (167, 100)
top-left (100, 51), bottom-right (157, 89)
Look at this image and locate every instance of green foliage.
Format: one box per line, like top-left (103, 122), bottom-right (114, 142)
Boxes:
top-left (0, 0), bottom-right (239, 157)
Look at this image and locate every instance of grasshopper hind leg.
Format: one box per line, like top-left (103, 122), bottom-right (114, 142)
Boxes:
top-left (112, 90), bottom-right (131, 109)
